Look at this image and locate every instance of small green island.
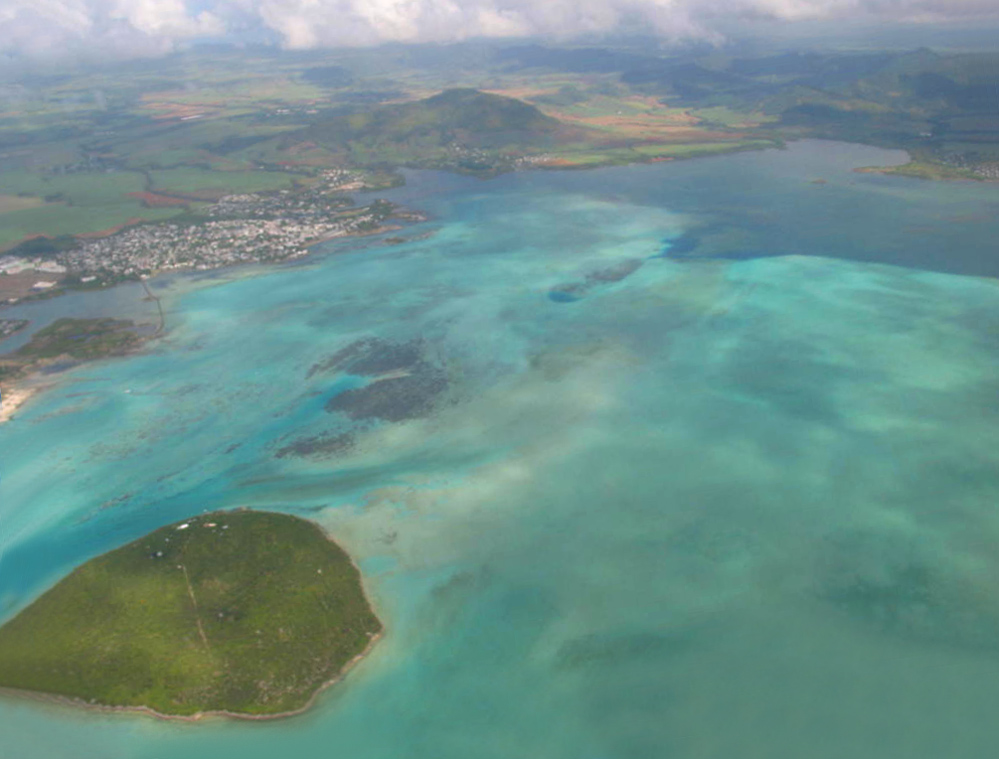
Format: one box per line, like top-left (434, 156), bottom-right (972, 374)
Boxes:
top-left (0, 511), bottom-right (382, 719)
top-left (0, 317), bottom-right (144, 384)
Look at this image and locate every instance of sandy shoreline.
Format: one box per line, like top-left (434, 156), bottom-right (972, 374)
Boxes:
top-left (0, 383), bottom-right (42, 424)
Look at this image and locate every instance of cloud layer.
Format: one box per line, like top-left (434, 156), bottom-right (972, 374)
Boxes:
top-left (2, 0), bottom-right (998, 62)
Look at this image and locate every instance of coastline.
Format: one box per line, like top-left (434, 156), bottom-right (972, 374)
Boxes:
top-left (0, 333), bottom-right (155, 428)
top-left (853, 161), bottom-right (991, 182)
top-left (0, 382), bottom-right (42, 424)
top-left (0, 630), bottom-right (383, 723)
top-left (0, 220), bottom-right (417, 427)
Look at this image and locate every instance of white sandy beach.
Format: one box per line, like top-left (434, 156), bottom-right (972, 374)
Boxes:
top-left (0, 384), bottom-right (39, 424)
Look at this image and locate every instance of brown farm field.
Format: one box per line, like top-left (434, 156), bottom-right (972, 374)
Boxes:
top-left (0, 271), bottom-right (64, 301)
top-left (484, 88), bottom-right (745, 145)
top-left (0, 196), bottom-right (48, 215)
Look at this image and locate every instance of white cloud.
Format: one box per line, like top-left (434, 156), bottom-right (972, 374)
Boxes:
top-left (110, 0), bottom-right (224, 37)
top-left (1, 0), bottom-right (997, 63)
top-left (0, 0), bottom-right (224, 62)
top-left (217, 0), bottom-right (999, 49)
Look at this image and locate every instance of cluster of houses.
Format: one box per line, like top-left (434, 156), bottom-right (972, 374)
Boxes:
top-left (56, 217), bottom-right (353, 279)
top-left (56, 185), bottom-right (397, 281)
top-left (0, 173), bottom-right (404, 300)
top-left (942, 153), bottom-right (999, 180)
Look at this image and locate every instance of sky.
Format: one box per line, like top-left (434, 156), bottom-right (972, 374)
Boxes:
top-left (1, 0), bottom-right (998, 64)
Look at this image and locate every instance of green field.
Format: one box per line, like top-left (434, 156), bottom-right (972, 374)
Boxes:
top-left (148, 167), bottom-right (301, 197)
top-left (0, 203), bottom-right (180, 247)
top-left (856, 161), bottom-right (984, 181)
top-left (544, 138), bottom-right (778, 168)
top-left (0, 170), bottom-right (182, 246)
top-left (106, 120), bottom-right (299, 171)
top-left (1, 43), bottom-right (995, 250)
top-left (0, 164), bottom-right (301, 245)
top-left (690, 106), bottom-right (776, 127)
top-left (0, 511), bottom-right (381, 717)
top-left (0, 170), bottom-right (147, 204)
top-left (630, 140), bottom-right (776, 158)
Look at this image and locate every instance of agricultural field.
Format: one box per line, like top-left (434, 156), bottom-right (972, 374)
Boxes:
top-left (2, 43), bottom-right (995, 252)
top-left (541, 138), bottom-right (776, 168)
top-left (138, 78), bottom-right (329, 120)
top-left (0, 195), bottom-right (46, 214)
top-left (0, 170), bottom-right (183, 247)
top-left (147, 167), bottom-right (301, 199)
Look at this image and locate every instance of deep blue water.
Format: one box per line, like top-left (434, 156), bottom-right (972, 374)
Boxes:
top-left (3, 141), bottom-right (999, 758)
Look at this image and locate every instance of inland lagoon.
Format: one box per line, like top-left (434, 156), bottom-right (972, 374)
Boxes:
top-left (3, 141), bottom-right (999, 758)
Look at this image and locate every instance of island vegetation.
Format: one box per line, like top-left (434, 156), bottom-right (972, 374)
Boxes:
top-left (0, 510), bottom-right (382, 719)
top-left (0, 317), bottom-right (143, 384)
top-left (302, 88), bottom-right (566, 174)
top-left (15, 317), bottom-right (142, 361)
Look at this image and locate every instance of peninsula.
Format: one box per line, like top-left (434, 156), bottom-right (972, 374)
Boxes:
top-left (0, 317), bottom-right (147, 424)
top-left (0, 511), bottom-right (382, 719)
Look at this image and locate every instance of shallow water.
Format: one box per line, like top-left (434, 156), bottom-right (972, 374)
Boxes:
top-left (3, 141), bottom-right (999, 758)
top-left (0, 281), bottom-right (158, 355)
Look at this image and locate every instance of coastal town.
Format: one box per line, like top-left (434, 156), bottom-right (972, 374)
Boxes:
top-left (0, 169), bottom-right (426, 422)
top-left (0, 171), bottom-right (417, 301)
top-left (55, 204), bottom-right (388, 283)
top-left (945, 154), bottom-right (999, 180)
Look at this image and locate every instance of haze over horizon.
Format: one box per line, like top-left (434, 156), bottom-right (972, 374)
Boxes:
top-left (3, 0), bottom-right (999, 67)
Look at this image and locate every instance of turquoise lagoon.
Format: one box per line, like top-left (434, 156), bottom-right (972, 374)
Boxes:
top-left (3, 141), bottom-right (999, 757)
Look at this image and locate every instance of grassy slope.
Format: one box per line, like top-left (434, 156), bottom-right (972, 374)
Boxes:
top-left (304, 88), bottom-right (565, 167)
top-left (0, 511), bottom-right (381, 717)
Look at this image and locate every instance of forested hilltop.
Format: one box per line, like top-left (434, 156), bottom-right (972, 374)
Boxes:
top-left (0, 511), bottom-right (381, 718)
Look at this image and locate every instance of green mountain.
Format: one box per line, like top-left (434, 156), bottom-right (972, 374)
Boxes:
top-left (309, 88), bottom-right (559, 146)
top-left (301, 88), bottom-right (566, 172)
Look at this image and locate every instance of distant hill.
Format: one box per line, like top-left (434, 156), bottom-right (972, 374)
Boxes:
top-left (256, 49), bottom-right (999, 178)
top-left (298, 88), bottom-right (567, 173)
top-left (307, 88), bottom-right (560, 151)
